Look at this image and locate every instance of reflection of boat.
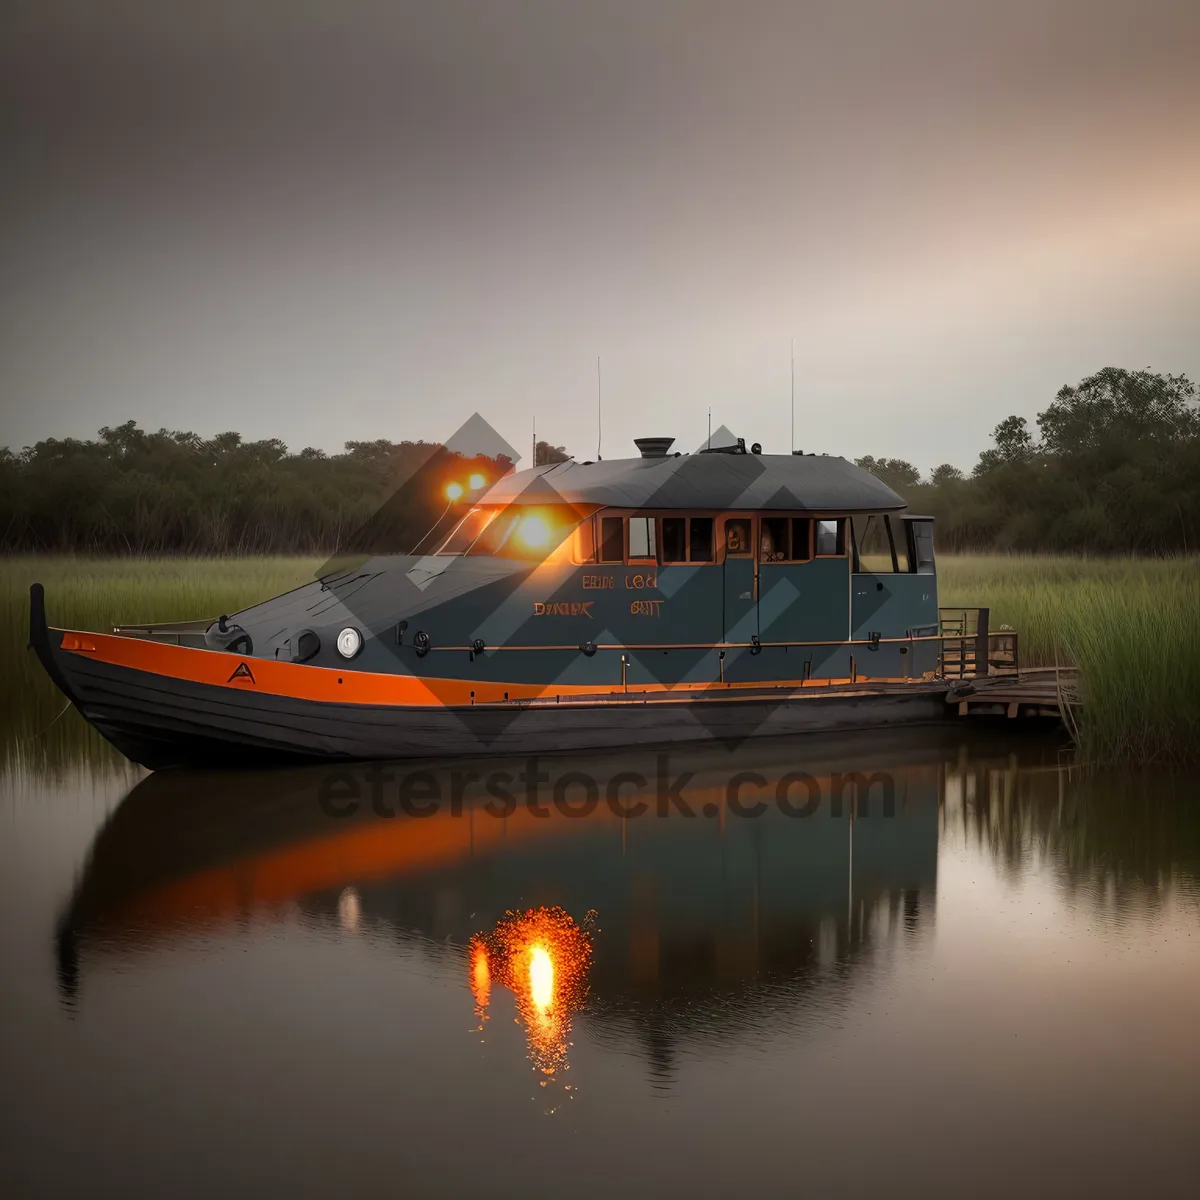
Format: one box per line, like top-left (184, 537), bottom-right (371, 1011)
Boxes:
top-left (29, 440), bottom-right (1017, 768)
top-left (57, 733), bottom-right (989, 1034)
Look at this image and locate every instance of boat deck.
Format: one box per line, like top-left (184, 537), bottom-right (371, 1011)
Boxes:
top-left (947, 667), bottom-right (1078, 721)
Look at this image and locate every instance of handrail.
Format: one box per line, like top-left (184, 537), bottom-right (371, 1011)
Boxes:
top-left (418, 634), bottom-right (952, 653)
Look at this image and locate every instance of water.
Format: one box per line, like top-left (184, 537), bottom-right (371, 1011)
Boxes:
top-left (2, 723), bottom-right (1198, 1198)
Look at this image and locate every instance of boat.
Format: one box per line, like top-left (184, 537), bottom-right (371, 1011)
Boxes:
top-left (29, 434), bottom-right (1016, 769)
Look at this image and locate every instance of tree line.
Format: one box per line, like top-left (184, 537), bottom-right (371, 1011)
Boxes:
top-left (0, 423), bottom-right (509, 555)
top-left (1, 367), bottom-right (1196, 555)
top-left (855, 368), bottom-right (1198, 554)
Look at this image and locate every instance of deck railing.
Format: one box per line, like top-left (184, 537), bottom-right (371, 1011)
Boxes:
top-left (107, 610), bottom-right (1020, 682)
top-left (938, 608), bottom-right (1019, 679)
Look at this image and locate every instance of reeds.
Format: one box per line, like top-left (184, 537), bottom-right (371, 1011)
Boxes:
top-left (0, 556), bottom-right (320, 768)
top-left (940, 555), bottom-right (1200, 764)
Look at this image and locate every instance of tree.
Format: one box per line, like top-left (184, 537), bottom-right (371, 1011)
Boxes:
top-left (854, 456), bottom-right (921, 495)
top-left (1038, 367), bottom-right (1198, 456)
top-left (974, 415), bottom-right (1034, 475)
top-left (929, 463), bottom-right (964, 486)
top-left (534, 440), bottom-right (570, 466)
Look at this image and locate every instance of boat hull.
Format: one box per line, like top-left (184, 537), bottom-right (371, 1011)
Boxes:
top-left (30, 584), bottom-right (956, 770)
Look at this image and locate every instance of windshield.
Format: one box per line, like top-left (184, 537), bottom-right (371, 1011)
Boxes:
top-left (436, 508), bottom-right (496, 555)
top-left (439, 505), bottom-right (584, 560)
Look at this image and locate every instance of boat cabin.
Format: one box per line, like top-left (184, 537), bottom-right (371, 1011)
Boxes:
top-left (106, 437), bottom-right (943, 696)
top-left (209, 437), bottom-right (937, 693)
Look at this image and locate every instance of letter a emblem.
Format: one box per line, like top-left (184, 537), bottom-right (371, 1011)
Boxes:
top-left (228, 661), bottom-right (255, 684)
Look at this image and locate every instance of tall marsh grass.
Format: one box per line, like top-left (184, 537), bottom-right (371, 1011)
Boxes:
top-left (940, 556), bottom-right (1200, 764)
top-left (2, 554), bottom-right (1196, 767)
top-left (1, 556), bottom-right (320, 768)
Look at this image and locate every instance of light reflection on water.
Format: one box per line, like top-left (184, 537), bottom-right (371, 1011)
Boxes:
top-left (2, 730), bottom-right (1198, 1197)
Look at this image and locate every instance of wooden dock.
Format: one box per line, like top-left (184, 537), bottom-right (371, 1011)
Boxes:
top-left (946, 667), bottom-right (1078, 723)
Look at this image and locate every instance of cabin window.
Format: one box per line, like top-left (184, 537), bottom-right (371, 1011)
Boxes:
top-left (599, 516), bottom-right (624, 563)
top-left (757, 516), bottom-right (815, 563)
top-left (628, 516), bottom-right (656, 560)
top-left (851, 514), bottom-right (901, 572)
top-left (888, 515), bottom-right (910, 572)
top-left (908, 520), bottom-right (935, 574)
top-left (689, 517), bottom-right (715, 562)
top-left (815, 518), bottom-right (845, 556)
top-left (575, 517), bottom-right (597, 563)
top-left (725, 518), bottom-right (752, 556)
top-left (760, 517), bottom-right (788, 562)
top-left (661, 517), bottom-right (687, 563)
top-left (791, 518), bottom-right (813, 561)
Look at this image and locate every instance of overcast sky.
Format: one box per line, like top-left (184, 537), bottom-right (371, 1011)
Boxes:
top-left (2, 0), bottom-right (1198, 472)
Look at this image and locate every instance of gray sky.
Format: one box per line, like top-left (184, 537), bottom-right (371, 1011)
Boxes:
top-left (3, 0), bottom-right (1198, 473)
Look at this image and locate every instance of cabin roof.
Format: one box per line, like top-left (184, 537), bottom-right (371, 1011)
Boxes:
top-left (481, 452), bottom-right (907, 513)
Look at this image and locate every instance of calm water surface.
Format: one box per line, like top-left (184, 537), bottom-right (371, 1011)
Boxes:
top-left (1, 726), bottom-right (1197, 1198)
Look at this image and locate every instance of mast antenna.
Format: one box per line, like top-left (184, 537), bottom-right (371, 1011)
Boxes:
top-left (597, 356), bottom-right (602, 460)
top-left (532, 416), bottom-right (536, 467)
top-left (708, 407), bottom-right (712, 450)
top-left (790, 338), bottom-right (795, 454)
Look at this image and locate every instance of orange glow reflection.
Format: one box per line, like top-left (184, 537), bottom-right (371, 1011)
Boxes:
top-left (529, 944), bottom-right (554, 1011)
top-left (470, 940), bottom-right (491, 1014)
top-left (469, 907), bottom-right (594, 1095)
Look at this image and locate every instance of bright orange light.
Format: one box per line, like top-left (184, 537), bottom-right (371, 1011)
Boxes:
top-left (529, 944), bottom-right (554, 1011)
top-left (445, 481), bottom-right (464, 502)
top-left (468, 473), bottom-right (486, 490)
top-left (468, 907), bottom-right (593, 1092)
top-left (517, 514), bottom-right (550, 547)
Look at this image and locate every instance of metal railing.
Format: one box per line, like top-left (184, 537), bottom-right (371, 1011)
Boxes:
top-left (938, 608), bottom-right (1019, 679)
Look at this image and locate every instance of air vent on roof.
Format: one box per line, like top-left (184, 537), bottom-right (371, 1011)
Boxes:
top-left (634, 437), bottom-right (675, 458)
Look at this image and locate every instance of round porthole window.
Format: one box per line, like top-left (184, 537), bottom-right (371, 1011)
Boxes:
top-left (336, 627), bottom-right (363, 659)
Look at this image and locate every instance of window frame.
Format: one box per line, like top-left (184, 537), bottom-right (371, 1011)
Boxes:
top-left (814, 517), bottom-right (847, 558)
top-left (577, 509), bottom-right (858, 566)
top-left (597, 515), bottom-right (625, 564)
top-left (905, 518), bottom-right (936, 574)
top-left (627, 515), bottom-right (657, 564)
top-left (687, 516), bottom-right (715, 563)
top-left (722, 515), bottom-right (755, 558)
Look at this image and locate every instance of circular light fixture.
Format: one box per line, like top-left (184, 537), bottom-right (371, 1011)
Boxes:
top-left (336, 626), bottom-right (363, 659)
top-left (445, 481), bottom-right (464, 502)
top-left (468, 473), bottom-right (486, 490)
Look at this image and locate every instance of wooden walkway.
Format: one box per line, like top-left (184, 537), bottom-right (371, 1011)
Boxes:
top-left (946, 667), bottom-right (1078, 722)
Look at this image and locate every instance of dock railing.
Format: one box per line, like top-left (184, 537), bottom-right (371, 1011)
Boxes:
top-left (938, 608), bottom-right (1019, 679)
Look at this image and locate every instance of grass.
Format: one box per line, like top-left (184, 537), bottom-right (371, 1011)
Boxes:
top-left (939, 555), bottom-right (1200, 764)
top-left (1, 556), bottom-right (321, 769)
top-left (2, 553), bottom-right (1196, 768)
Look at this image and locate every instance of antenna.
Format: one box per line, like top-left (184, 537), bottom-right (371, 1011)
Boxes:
top-left (596, 356), bottom-right (602, 460)
top-left (707, 407), bottom-right (712, 450)
top-left (532, 416), bottom-right (536, 467)
top-left (790, 338), bottom-right (795, 454)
